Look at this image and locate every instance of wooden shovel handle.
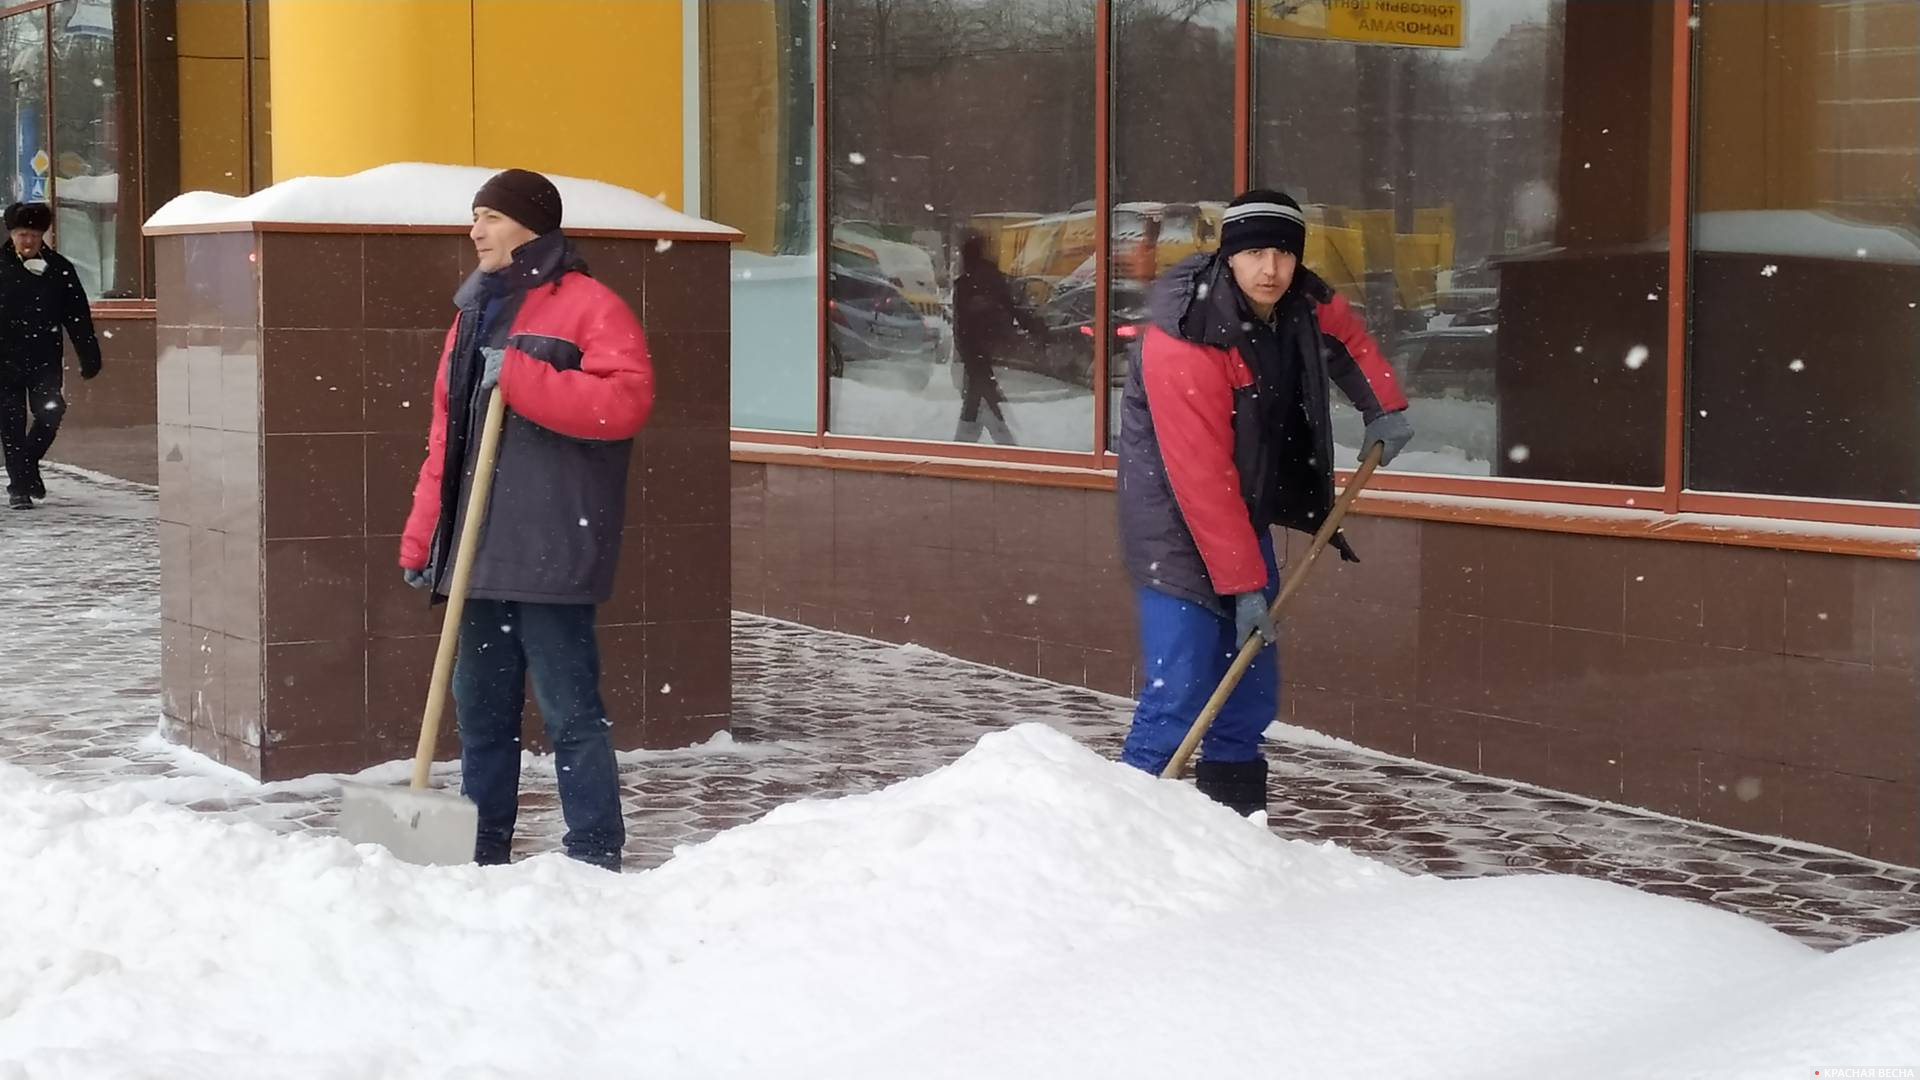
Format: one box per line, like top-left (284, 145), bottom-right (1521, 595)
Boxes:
top-left (1160, 441), bottom-right (1384, 780)
top-left (411, 388), bottom-right (509, 789)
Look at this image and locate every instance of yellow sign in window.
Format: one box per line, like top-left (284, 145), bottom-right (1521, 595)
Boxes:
top-left (1255, 0), bottom-right (1465, 50)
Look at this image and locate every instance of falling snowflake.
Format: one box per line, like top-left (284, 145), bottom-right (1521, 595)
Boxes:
top-left (1788, 359), bottom-right (1805, 373)
top-left (655, 238), bottom-right (674, 253)
top-left (1760, 265), bottom-right (1778, 277)
top-left (660, 683), bottom-right (673, 694)
top-left (578, 517), bottom-right (590, 527)
top-left (1025, 594), bottom-right (1039, 605)
top-left (1507, 444), bottom-right (1531, 463)
top-left (402, 401), bottom-right (412, 408)
top-left (1698, 409), bottom-right (1708, 418)
top-left (1573, 345), bottom-right (1585, 355)
top-left (1624, 345), bottom-right (1649, 370)
top-left (848, 152), bottom-right (867, 165)
top-left (1855, 248), bottom-right (1868, 258)
top-left (1646, 292), bottom-right (1659, 301)
top-left (1817, 612), bottom-right (1829, 622)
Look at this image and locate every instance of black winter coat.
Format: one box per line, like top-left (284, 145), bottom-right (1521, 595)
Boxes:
top-left (0, 242), bottom-right (100, 383)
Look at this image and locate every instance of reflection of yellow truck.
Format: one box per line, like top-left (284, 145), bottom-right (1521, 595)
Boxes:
top-left (965, 200), bottom-right (1455, 312)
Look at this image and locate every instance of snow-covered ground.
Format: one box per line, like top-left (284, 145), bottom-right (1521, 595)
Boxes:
top-left (4, 724), bottom-right (1916, 1079)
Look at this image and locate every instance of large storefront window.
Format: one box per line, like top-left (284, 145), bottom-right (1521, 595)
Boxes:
top-left (52, 0), bottom-right (137, 298)
top-left (827, 0), bottom-right (1096, 450)
top-left (1690, 0), bottom-right (1919, 505)
top-left (710, 0), bottom-right (819, 433)
top-left (1253, 0), bottom-right (1672, 486)
top-left (1108, 0), bottom-right (1234, 450)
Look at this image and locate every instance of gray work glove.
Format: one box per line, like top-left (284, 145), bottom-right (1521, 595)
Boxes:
top-left (402, 567), bottom-right (432, 591)
top-left (1362, 409), bottom-right (1414, 467)
top-left (478, 346), bottom-right (505, 391)
top-left (1233, 591), bottom-right (1275, 648)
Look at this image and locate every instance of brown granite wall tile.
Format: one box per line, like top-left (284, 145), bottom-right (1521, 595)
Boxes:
top-left (1698, 754), bottom-right (1787, 837)
top-left (260, 234), bottom-right (364, 330)
top-left (49, 317), bottom-right (161, 485)
top-left (643, 619), bottom-right (729, 749)
top-left (1413, 708), bottom-right (1482, 774)
top-left (1621, 745), bottom-right (1701, 820)
top-left (1869, 781), bottom-right (1920, 866)
top-left (263, 638), bottom-right (367, 758)
top-left (1479, 716), bottom-right (1555, 783)
top-left (1868, 557), bottom-right (1920, 670)
top-left (1784, 552), bottom-right (1874, 664)
top-left (1782, 766), bottom-right (1876, 856)
top-left (262, 329), bottom-right (366, 433)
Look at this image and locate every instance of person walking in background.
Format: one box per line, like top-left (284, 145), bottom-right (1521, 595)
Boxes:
top-left (0, 201), bottom-right (101, 510)
top-left (950, 230), bottom-right (1049, 444)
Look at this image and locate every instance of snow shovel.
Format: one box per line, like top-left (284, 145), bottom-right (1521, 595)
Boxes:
top-left (1160, 440), bottom-right (1385, 781)
top-left (336, 387), bottom-right (508, 865)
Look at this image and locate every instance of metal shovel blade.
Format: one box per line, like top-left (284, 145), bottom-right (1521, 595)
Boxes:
top-left (337, 780), bottom-right (479, 867)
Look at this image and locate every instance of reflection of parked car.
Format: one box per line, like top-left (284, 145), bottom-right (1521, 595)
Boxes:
top-left (1010, 280), bottom-right (1151, 387)
top-left (832, 225), bottom-right (944, 318)
top-left (1388, 324), bottom-right (1497, 401)
top-left (828, 269), bottom-right (938, 377)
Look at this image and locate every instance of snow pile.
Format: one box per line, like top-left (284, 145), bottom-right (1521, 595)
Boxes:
top-left (2, 724), bottom-right (1916, 1079)
top-left (142, 163), bottom-right (739, 237)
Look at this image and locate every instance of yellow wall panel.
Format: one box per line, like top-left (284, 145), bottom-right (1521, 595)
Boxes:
top-left (178, 57), bottom-right (247, 194)
top-left (473, 0), bottom-right (684, 207)
top-left (269, 0), bottom-right (475, 179)
top-left (705, 0), bottom-right (781, 248)
top-left (176, 0), bottom-right (246, 59)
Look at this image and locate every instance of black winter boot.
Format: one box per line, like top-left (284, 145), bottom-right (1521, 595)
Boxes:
top-left (1194, 758), bottom-right (1270, 817)
top-left (7, 492), bottom-right (31, 510)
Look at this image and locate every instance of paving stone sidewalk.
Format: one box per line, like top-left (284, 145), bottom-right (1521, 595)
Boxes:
top-left (4, 464), bottom-right (1917, 951)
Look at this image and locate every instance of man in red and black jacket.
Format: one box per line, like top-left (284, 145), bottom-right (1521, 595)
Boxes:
top-left (1115, 189), bottom-right (1412, 815)
top-left (399, 169), bottom-right (654, 870)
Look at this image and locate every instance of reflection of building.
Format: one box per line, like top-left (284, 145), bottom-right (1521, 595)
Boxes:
top-left (44, 0), bottom-right (1920, 867)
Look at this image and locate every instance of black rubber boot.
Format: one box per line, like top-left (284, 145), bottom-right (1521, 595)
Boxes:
top-left (8, 492), bottom-right (32, 511)
top-left (1194, 758), bottom-right (1270, 817)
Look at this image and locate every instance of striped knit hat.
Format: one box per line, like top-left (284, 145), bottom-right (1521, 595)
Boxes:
top-left (1220, 189), bottom-right (1306, 259)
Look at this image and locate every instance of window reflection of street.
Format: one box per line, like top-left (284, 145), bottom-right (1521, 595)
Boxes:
top-left (825, 0), bottom-right (1095, 450)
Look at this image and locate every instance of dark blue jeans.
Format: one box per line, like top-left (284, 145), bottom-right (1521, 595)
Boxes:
top-left (452, 599), bottom-right (625, 870)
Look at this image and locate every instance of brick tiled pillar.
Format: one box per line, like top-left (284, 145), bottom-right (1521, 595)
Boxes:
top-left (150, 226), bottom-right (731, 781)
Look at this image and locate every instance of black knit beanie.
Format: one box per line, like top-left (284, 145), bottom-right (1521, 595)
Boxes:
top-left (5, 202), bottom-right (51, 233)
top-left (1219, 189), bottom-right (1306, 259)
top-left (471, 169), bottom-right (562, 235)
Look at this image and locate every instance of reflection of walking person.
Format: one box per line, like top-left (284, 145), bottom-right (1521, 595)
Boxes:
top-left (951, 231), bottom-right (1047, 444)
top-left (0, 202), bottom-right (102, 510)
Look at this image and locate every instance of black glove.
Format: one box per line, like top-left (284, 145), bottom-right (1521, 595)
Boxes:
top-left (1233, 591), bottom-right (1274, 647)
top-left (402, 567), bottom-right (431, 591)
top-left (1362, 409), bottom-right (1413, 467)
top-left (79, 353), bottom-right (102, 381)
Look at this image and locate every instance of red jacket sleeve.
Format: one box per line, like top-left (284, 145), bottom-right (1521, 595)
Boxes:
top-left (398, 324), bottom-right (459, 571)
top-left (499, 281), bottom-right (655, 441)
top-left (1316, 291), bottom-right (1409, 415)
top-left (1141, 326), bottom-right (1268, 596)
